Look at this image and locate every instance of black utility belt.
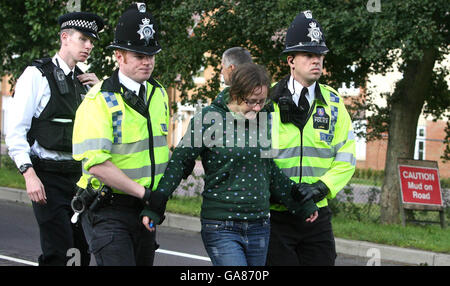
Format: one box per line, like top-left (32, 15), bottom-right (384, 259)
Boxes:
top-left (31, 156), bottom-right (81, 173)
top-left (107, 193), bottom-right (145, 209)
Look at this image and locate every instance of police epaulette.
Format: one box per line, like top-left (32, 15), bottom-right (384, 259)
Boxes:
top-left (31, 57), bottom-right (54, 76)
top-left (321, 84), bottom-right (341, 97)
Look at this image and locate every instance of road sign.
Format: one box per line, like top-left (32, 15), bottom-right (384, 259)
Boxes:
top-left (397, 158), bottom-right (446, 228)
top-left (398, 165), bottom-right (443, 206)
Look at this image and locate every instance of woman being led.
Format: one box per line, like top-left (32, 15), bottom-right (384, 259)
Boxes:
top-left (141, 63), bottom-right (318, 266)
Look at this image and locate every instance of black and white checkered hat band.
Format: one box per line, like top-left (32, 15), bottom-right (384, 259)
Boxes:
top-left (61, 19), bottom-right (98, 32)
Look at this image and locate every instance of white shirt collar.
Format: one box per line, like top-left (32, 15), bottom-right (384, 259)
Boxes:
top-left (53, 53), bottom-right (74, 77)
top-left (118, 70), bottom-right (146, 96)
top-left (287, 76), bottom-right (316, 107)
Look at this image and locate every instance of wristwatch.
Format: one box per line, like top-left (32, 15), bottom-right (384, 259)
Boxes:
top-left (19, 163), bottom-right (33, 174)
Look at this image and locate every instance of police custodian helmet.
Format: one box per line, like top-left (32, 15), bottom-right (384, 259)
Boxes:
top-left (107, 2), bottom-right (161, 56)
top-left (282, 10), bottom-right (329, 55)
top-left (58, 12), bottom-right (104, 40)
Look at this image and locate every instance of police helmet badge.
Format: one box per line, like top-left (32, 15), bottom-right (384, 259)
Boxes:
top-left (137, 2), bottom-right (146, 12)
top-left (307, 22), bottom-right (323, 43)
top-left (137, 18), bottom-right (155, 45)
top-left (136, 0), bottom-right (154, 44)
top-left (108, 3), bottom-right (161, 56)
top-left (303, 10), bottom-right (313, 19)
top-left (282, 11), bottom-right (329, 54)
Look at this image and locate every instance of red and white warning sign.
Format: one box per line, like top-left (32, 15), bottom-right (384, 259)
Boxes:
top-left (398, 165), bottom-right (443, 206)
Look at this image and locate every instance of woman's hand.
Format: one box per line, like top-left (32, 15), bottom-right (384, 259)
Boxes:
top-left (142, 215), bottom-right (156, 232)
top-left (305, 210), bottom-right (318, 223)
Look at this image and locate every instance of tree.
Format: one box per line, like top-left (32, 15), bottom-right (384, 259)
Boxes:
top-left (349, 0), bottom-right (449, 224)
top-left (1, 0), bottom-right (449, 224)
top-left (163, 0), bottom-right (450, 224)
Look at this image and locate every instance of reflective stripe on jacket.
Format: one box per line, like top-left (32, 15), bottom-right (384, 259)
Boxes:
top-left (270, 83), bottom-right (356, 210)
top-left (72, 73), bottom-right (169, 194)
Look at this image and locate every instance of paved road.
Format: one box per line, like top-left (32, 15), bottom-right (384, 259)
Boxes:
top-left (0, 199), bottom-right (405, 266)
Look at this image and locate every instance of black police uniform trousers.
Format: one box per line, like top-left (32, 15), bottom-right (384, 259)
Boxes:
top-left (266, 206), bottom-right (336, 266)
top-left (81, 194), bottom-right (157, 266)
top-left (32, 163), bottom-right (90, 266)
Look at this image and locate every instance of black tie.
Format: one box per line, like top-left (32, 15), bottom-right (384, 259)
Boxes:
top-left (298, 87), bottom-right (310, 112)
top-left (138, 84), bottom-right (146, 103)
top-left (66, 71), bottom-right (74, 85)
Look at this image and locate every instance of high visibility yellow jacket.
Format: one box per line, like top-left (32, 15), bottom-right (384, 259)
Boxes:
top-left (72, 70), bottom-right (170, 194)
top-left (270, 77), bottom-right (356, 210)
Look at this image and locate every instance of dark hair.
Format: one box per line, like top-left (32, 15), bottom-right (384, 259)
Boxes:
top-left (229, 63), bottom-right (271, 103)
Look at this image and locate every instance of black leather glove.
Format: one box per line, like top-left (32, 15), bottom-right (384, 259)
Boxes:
top-left (291, 181), bottom-right (329, 204)
top-left (142, 187), bottom-right (168, 221)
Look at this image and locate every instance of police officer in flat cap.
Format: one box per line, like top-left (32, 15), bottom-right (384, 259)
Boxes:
top-left (72, 3), bottom-right (169, 266)
top-left (5, 11), bottom-right (104, 266)
top-left (266, 11), bottom-right (356, 266)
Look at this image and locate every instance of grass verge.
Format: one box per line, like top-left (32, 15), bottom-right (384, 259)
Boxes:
top-left (332, 216), bottom-right (450, 253)
top-left (0, 168), bottom-right (26, 189)
top-left (166, 195), bottom-right (202, 217)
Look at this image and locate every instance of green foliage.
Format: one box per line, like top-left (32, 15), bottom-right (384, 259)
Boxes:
top-left (442, 121), bottom-right (450, 162)
top-left (0, 153), bottom-right (17, 170)
top-left (0, 0), bottom-right (62, 85)
top-left (2, 1), bottom-right (448, 107)
top-left (0, 154), bottom-right (25, 189)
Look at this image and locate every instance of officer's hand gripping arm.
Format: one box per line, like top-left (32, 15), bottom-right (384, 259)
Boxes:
top-left (268, 160), bottom-right (319, 220)
top-left (291, 180), bottom-right (330, 204)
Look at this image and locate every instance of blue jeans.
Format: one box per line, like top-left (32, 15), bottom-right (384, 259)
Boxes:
top-left (200, 218), bottom-right (270, 266)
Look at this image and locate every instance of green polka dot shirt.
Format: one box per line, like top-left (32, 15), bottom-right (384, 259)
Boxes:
top-left (156, 89), bottom-right (316, 221)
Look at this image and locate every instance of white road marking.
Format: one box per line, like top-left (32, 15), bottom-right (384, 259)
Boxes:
top-left (0, 255), bottom-right (38, 266)
top-left (156, 249), bottom-right (211, 262)
top-left (0, 249), bottom-right (210, 266)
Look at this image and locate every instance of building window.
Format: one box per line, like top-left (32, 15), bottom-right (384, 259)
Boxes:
top-left (414, 126), bottom-right (426, 160)
top-left (418, 141), bottom-right (424, 160)
top-left (353, 120), bottom-right (366, 161)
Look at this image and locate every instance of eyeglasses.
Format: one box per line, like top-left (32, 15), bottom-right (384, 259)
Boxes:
top-left (243, 98), bottom-right (270, 108)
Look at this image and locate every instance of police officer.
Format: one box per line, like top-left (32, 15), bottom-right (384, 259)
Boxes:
top-left (266, 11), bottom-right (356, 266)
top-left (5, 11), bottom-right (104, 266)
top-left (72, 3), bottom-right (170, 266)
